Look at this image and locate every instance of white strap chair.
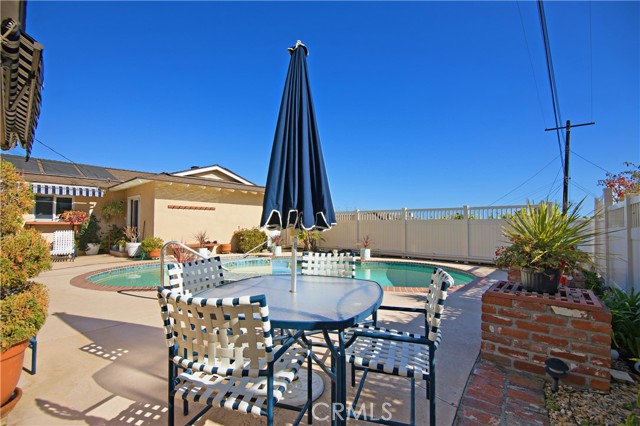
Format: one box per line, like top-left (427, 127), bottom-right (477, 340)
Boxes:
top-left (344, 268), bottom-right (453, 426)
top-left (157, 288), bottom-right (312, 426)
top-left (301, 252), bottom-right (356, 278)
top-left (50, 230), bottom-right (75, 261)
top-left (165, 256), bottom-right (225, 295)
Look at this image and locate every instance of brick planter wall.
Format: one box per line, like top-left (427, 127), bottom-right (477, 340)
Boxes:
top-left (481, 281), bottom-right (612, 391)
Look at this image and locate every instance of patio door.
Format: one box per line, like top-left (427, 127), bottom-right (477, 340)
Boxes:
top-left (127, 196), bottom-right (140, 231)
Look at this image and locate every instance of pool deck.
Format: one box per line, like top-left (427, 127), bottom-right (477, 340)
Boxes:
top-left (7, 253), bottom-right (507, 425)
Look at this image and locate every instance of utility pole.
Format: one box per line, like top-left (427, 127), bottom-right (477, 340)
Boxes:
top-left (545, 120), bottom-right (595, 214)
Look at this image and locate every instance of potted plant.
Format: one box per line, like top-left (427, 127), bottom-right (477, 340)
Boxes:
top-left (298, 229), bottom-right (324, 252)
top-left (123, 226), bottom-right (140, 257)
top-left (272, 235), bottom-right (283, 256)
top-left (359, 235), bottom-right (373, 260)
top-left (495, 200), bottom-right (596, 294)
top-left (0, 161), bottom-right (51, 417)
top-left (77, 214), bottom-right (101, 255)
top-left (100, 200), bottom-right (125, 249)
top-left (193, 230), bottom-right (209, 257)
top-left (116, 238), bottom-right (127, 252)
top-left (140, 236), bottom-right (164, 259)
top-left (58, 210), bottom-right (88, 226)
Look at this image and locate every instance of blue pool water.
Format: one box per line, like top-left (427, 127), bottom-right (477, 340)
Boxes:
top-left (87, 258), bottom-right (475, 288)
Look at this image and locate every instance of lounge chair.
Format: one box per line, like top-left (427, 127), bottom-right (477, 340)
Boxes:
top-left (50, 230), bottom-right (75, 262)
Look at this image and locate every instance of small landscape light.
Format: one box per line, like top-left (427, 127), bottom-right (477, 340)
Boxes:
top-left (544, 358), bottom-right (569, 392)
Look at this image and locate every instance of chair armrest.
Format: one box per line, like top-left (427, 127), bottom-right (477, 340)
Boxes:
top-left (349, 327), bottom-right (431, 346)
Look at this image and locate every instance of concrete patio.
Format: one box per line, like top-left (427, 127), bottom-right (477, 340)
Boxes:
top-left (7, 255), bottom-right (506, 425)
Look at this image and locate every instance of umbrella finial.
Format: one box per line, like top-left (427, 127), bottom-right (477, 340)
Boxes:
top-left (288, 40), bottom-right (309, 56)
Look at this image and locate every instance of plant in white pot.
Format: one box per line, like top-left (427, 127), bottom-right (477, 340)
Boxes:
top-left (123, 226), bottom-right (140, 257)
top-left (272, 235), bottom-right (283, 256)
top-left (77, 214), bottom-right (101, 255)
top-left (193, 230), bottom-right (210, 257)
top-left (495, 200), bottom-right (596, 294)
top-left (359, 235), bottom-right (373, 260)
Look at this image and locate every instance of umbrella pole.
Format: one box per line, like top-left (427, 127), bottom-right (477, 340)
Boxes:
top-left (291, 237), bottom-right (297, 292)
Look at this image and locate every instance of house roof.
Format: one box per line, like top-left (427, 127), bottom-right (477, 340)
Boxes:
top-left (2, 154), bottom-right (265, 194)
top-left (171, 164), bottom-right (256, 186)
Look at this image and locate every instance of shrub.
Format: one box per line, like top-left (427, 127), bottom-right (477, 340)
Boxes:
top-left (1, 283), bottom-right (48, 350)
top-left (232, 228), bottom-right (267, 253)
top-left (0, 160), bottom-right (51, 351)
top-left (140, 237), bottom-right (164, 255)
top-left (0, 161), bottom-right (34, 235)
top-left (602, 287), bottom-right (640, 360)
top-left (298, 230), bottom-right (324, 251)
top-left (0, 229), bottom-right (52, 296)
top-left (77, 214), bottom-right (101, 251)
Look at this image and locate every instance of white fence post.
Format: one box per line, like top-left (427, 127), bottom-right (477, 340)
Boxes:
top-left (403, 207), bottom-right (408, 256)
top-left (464, 205), bottom-right (470, 259)
top-left (603, 188), bottom-right (613, 288)
top-left (624, 196), bottom-right (633, 293)
top-left (356, 209), bottom-right (361, 249)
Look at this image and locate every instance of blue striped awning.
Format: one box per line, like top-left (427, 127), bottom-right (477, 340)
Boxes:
top-left (31, 183), bottom-right (105, 197)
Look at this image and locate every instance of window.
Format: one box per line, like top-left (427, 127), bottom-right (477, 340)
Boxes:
top-left (34, 196), bottom-right (73, 220)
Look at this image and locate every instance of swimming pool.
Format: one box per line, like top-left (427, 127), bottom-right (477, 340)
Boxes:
top-left (86, 258), bottom-right (475, 289)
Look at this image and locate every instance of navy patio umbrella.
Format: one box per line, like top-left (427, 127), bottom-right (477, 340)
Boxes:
top-left (260, 40), bottom-right (336, 291)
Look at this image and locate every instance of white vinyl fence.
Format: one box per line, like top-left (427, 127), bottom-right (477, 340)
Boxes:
top-left (312, 205), bottom-right (527, 264)
top-left (595, 191), bottom-right (640, 293)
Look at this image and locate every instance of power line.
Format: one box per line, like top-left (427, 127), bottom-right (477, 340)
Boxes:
top-left (516, 1), bottom-right (548, 128)
top-left (537, 0), bottom-right (565, 172)
top-left (489, 155), bottom-right (559, 206)
top-left (547, 166), bottom-right (562, 198)
top-left (34, 138), bottom-right (79, 166)
top-left (571, 150), bottom-right (610, 174)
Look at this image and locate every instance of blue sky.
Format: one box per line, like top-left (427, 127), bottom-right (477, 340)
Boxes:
top-left (7, 1), bottom-right (639, 213)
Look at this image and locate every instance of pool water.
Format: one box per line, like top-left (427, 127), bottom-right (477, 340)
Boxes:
top-left (87, 259), bottom-right (474, 288)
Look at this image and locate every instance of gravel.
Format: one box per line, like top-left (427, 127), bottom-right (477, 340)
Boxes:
top-left (545, 362), bottom-right (640, 426)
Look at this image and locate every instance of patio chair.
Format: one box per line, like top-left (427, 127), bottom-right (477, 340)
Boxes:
top-left (301, 252), bottom-right (355, 278)
top-left (50, 230), bottom-right (75, 262)
top-left (165, 256), bottom-right (225, 295)
top-left (344, 268), bottom-right (453, 426)
top-left (157, 288), bottom-right (312, 426)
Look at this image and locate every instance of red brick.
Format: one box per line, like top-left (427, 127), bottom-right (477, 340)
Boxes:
top-left (590, 356), bottom-right (611, 369)
top-left (571, 342), bottom-right (611, 357)
top-left (531, 333), bottom-right (568, 347)
top-left (591, 311), bottom-right (612, 323)
top-left (455, 418), bottom-right (486, 426)
top-left (532, 354), bottom-right (551, 364)
top-left (591, 379), bottom-right (611, 392)
top-left (574, 365), bottom-right (610, 379)
top-left (498, 347), bottom-right (529, 360)
top-left (513, 360), bottom-right (545, 375)
top-left (469, 374), bottom-right (504, 389)
top-left (514, 301), bottom-right (547, 311)
top-left (458, 407), bottom-right (501, 426)
top-left (465, 387), bottom-right (504, 406)
top-left (498, 327), bottom-right (529, 339)
top-left (474, 363), bottom-right (506, 381)
top-left (515, 320), bottom-right (549, 333)
top-left (549, 326), bottom-right (588, 341)
top-left (549, 349), bottom-right (588, 363)
top-left (480, 341), bottom-right (496, 352)
top-left (532, 314), bottom-right (568, 326)
top-left (481, 323), bottom-right (494, 333)
top-left (482, 295), bottom-right (514, 307)
top-left (564, 374), bottom-right (586, 386)
top-left (513, 340), bottom-right (546, 353)
top-left (482, 313), bottom-right (513, 326)
top-left (482, 304), bottom-right (497, 314)
top-left (506, 388), bottom-right (544, 405)
top-left (498, 307), bottom-right (531, 319)
top-left (572, 319), bottom-right (611, 334)
top-left (482, 332), bottom-right (512, 346)
top-left (508, 373), bottom-right (544, 390)
top-left (590, 333), bottom-right (611, 345)
top-left (460, 396), bottom-right (502, 416)
top-left (481, 352), bottom-right (512, 366)
top-left (504, 410), bottom-right (550, 426)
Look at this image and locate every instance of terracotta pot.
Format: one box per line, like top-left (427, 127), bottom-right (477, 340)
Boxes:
top-left (219, 243), bottom-right (231, 254)
top-left (147, 248), bottom-right (161, 259)
top-left (1, 340), bottom-right (29, 407)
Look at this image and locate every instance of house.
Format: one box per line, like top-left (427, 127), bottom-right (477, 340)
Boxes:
top-left (2, 154), bottom-right (265, 248)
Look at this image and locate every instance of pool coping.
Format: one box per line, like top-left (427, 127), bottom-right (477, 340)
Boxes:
top-left (70, 258), bottom-right (482, 293)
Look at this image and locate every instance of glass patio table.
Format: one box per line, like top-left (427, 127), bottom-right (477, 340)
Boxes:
top-left (197, 274), bottom-right (383, 426)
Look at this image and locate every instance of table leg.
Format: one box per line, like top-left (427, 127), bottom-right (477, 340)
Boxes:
top-left (323, 330), bottom-right (348, 426)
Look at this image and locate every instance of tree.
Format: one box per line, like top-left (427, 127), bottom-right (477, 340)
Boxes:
top-left (1, 161), bottom-right (34, 235)
top-left (598, 162), bottom-right (640, 203)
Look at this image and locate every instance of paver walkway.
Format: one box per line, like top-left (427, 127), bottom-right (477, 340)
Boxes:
top-left (455, 358), bottom-right (550, 426)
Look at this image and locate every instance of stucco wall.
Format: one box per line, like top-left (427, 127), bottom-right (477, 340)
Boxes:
top-left (153, 183), bottom-right (263, 245)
